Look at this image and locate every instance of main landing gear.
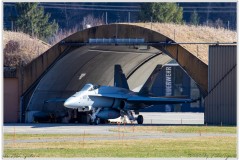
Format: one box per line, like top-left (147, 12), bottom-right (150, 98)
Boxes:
top-left (125, 110), bottom-right (144, 124)
top-left (88, 108), bottom-right (144, 125)
top-left (136, 115), bottom-right (143, 124)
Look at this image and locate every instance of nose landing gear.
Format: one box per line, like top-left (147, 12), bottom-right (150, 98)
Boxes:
top-left (88, 108), bottom-right (101, 125)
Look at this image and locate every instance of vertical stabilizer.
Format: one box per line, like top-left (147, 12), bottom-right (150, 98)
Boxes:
top-left (114, 65), bottom-right (129, 90)
top-left (138, 65), bottom-right (162, 96)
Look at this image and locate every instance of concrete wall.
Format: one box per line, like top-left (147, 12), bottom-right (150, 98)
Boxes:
top-left (205, 45), bottom-right (236, 125)
top-left (20, 45), bottom-right (69, 94)
top-left (4, 78), bottom-right (19, 122)
top-left (158, 45), bottom-right (208, 95)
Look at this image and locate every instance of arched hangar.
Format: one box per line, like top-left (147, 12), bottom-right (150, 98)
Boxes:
top-left (15, 24), bottom-right (224, 124)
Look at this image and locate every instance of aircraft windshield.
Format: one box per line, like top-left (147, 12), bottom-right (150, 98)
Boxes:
top-left (81, 84), bottom-right (93, 91)
top-left (81, 84), bottom-right (100, 91)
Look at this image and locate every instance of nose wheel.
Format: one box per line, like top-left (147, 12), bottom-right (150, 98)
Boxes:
top-left (88, 108), bottom-right (101, 125)
top-left (88, 116), bottom-right (101, 125)
top-left (136, 115), bottom-right (143, 124)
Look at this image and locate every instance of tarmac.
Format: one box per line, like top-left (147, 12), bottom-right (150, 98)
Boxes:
top-left (4, 112), bottom-right (204, 135)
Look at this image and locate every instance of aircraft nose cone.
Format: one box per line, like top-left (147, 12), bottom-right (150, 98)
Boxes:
top-left (63, 100), bottom-right (70, 108)
top-left (64, 98), bottom-right (75, 108)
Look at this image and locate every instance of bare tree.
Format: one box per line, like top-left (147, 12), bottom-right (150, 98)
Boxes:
top-left (49, 15), bottom-right (105, 45)
top-left (215, 18), bottom-right (224, 28)
top-left (48, 26), bottom-right (79, 45)
top-left (82, 14), bottom-right (105, 29)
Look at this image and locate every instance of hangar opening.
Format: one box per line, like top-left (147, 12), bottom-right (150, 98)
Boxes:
top-left (11, 24), bottom-right (235, 125)
top-left (25, 45), bottom-right (203, 123)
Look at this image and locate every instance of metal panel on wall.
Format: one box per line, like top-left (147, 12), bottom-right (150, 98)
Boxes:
top-left (4, 78), bottom-right (19, 122)
top-left (205, 45), bottom-right (236, 125)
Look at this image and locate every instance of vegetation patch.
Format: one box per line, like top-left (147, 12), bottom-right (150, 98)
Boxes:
top-left (3, 31), bottom-right (50, 66)
top-left (109, 126), bottom-right (236, 134)
top-left (4, 136), bottom-right (236, 157)
top-left (131, 23), bottom-right (237, 64)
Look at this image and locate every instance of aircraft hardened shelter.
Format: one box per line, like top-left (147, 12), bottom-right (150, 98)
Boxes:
top-left (14, 24), bottom-right (210, 123)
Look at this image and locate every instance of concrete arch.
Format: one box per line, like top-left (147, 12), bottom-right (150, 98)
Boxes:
top-left (64, 24), bottom-right (208, 93)
top-left (21, 24), bottom-right (208, 122)
top-left (21, 24), bottom-right (207, 94)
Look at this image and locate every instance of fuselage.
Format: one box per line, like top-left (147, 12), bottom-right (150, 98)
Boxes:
top-left (63, 83), bottom-right (193, 112)
top-left (64, 83), bottom-right (134, 109)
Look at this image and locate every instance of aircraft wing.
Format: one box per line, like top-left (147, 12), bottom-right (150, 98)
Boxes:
top-left (127, 96), bottom-right (196, 105)
top-left (88, 93), bottom-right (128, 99)
top-left (44, 98), bottom-right (67, 103)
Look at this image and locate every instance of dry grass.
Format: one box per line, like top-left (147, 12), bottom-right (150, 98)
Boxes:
top-left (3, 31), bottom-right (51, 66)
top-left (130, 23), bottom-right (237, 64)
top-left (48, 27), bottom-right (79, 45)
top-left (3, 23), bottom-right (237, 66)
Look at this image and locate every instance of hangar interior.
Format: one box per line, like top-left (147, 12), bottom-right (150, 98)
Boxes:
top-left (25, 45), bottom-right (204, 123)
top-left (141, 62), bottom-right (203, 113)
top-left (26, 46), bottom-right (173, 123)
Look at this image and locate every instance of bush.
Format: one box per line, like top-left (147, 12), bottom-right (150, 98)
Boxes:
top-left (4, 40), bottom-right (20, 54)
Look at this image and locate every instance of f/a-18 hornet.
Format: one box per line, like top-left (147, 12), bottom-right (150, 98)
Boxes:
top-left (63, 64), bottom-right (197, 125)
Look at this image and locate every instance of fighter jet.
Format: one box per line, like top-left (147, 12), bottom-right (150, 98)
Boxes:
top-left (63, 64), bottom-right (197, 125)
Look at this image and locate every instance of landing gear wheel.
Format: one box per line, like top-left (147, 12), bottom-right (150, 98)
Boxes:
top-left (88, 114), bottom-right (93, 125)
top-left (89, 120), bottom-right (93, 125)
top-left (94, 118), bottom-right (100, 125)
top-left (137, 115), bottom-right (143, 124)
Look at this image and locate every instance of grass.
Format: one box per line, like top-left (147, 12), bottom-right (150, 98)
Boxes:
top-left (110, 126), bottom-right (236, 134)
top-left (4, 133), bottom-right (107, 140)
top-left (4, 23), bottom-right (237, 66)
top-left (3, 31), bottom-right (50, 66)
top-left (129, 23), bottom-right (237, 64)
top-left (4, 126), bottom-right (237, 158)
top-left (4, 136), bottom-right (236, 157)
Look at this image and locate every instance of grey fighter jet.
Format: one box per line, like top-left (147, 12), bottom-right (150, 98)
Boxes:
top-left (63, 65), bottom-right (197, 125)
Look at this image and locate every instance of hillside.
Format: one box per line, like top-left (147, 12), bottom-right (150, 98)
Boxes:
top-left (3, 31), bottom-right (51, 67)
top-left (132, 23), bottom-right (237, 64)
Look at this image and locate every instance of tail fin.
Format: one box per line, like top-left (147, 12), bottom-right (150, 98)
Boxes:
top-left (114, 64), bottom-right (129, 90)
top-left (138, 65), bottom-right (162, 96)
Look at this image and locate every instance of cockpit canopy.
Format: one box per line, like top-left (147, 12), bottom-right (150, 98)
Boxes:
top-left (81, 83), bottom-right (100, 91)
